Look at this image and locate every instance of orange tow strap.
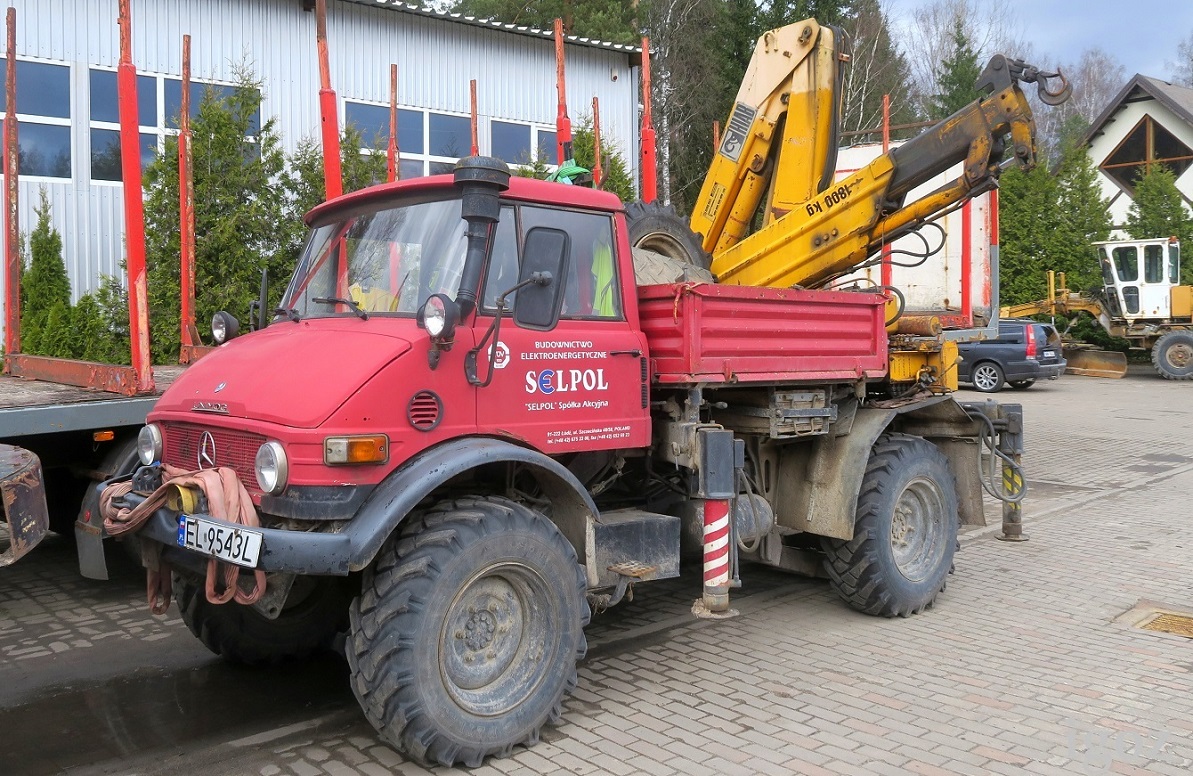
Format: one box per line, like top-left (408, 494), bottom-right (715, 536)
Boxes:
top-left (101, 465), bottom-right (267, 614)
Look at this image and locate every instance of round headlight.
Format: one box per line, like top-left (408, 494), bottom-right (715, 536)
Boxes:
top-left (424, 295), bottom-right (447, 337)
top-left (212, 311), bottom-right (240, 344)
top-left (254, 441), bottom-right (288, 495)
top-left (137, 423), bottom-right (163, 466)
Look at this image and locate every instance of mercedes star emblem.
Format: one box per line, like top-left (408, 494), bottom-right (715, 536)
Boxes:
top-left (198, 431), bottom-right (217, 470)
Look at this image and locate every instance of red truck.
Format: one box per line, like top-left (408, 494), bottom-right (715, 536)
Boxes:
top-left (84, 18), bottom-right (1068, 768)
top-left (85, 161), bottom-right (1011, 766)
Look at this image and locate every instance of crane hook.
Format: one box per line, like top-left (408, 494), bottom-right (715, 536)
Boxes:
top-left (1035, 69), bottom-right (1072, 107)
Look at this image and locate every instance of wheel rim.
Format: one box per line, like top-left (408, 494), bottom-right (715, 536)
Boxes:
top-left (634, 230), bottom-right (691, 262)
top-left (889, 476), bottom-right (946, 582)
top-left (441, 563), bottom-right (554, 717)
top-left (1165, 341), bottom-right (1193, 369)
top-left (972, 364), bottom-right (999, 391)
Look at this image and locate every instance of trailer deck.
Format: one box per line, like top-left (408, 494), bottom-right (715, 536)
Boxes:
top-left (0, 366), bottom-right (183, 437)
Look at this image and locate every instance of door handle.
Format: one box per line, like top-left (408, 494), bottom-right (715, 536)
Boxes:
top-left (611, 349), bottom-right (642, 357)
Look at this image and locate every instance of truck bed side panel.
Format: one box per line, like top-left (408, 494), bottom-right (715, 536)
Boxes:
top-left (638, 283), bottom-right (888, 385)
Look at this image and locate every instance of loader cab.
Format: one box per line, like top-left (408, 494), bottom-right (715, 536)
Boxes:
top-left (1096, 238), bottom-right (1180, 321)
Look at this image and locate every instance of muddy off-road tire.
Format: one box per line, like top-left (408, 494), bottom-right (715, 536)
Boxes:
top-left (347, 497), bottom-right (589, 768)
top-left (822, 434), bottom-right (959, 618)
top-left (176, 574), bottom-right (352, 665)
top-left (625, 200), bottom-right (712, 270)
top-left (1152, 330), bottom-right (1193, 380)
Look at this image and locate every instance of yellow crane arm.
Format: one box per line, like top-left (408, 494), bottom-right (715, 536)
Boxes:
top-left (689, 19), bottom-right (1071, 290)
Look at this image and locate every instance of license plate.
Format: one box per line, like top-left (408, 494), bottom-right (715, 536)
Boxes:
top-left (1043, 350), bottom-right (1055, 358)
top-left (177, 515), bottom-right (263, 568)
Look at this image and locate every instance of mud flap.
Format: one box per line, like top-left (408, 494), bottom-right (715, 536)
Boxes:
top-left (75, 480), bottom-right (111, 580)
top-left (1064, 346), bottom-right (1127, 379)
top-left (0, 444), bottom-right (50, 567)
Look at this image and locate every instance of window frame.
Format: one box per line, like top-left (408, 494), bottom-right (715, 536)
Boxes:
top-left (344, 98), bottom-right (558, 178)
top-left (1100, 114), bottom-right (1193, 196)
top-left (88, 66), bottom-right (261, 186)
top-left (0, 56), bottom-right (73, 182)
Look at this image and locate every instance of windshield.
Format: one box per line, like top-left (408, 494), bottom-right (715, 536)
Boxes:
top-left (282, 197), bottom-right (467, 317)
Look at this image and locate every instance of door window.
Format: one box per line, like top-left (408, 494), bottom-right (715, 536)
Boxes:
top-left (1122, 286), bottom-right (1140, 314)
top-left (1144, 245), bottom-right (1164, 282)
top-left (1171, 244), bottom-right (1181, 284)
top-left (520, 207), bottom-right (621, 320)
top-left (1112, 246), bottom-right (1138, 282)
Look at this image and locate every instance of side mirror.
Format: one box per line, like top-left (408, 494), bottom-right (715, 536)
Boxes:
top-left (513, 227), bottom-right (568, 331)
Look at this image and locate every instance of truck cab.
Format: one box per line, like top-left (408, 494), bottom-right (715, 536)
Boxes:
top-left (146, 173), bottom-right (652, 523)
top-left (1096, 237), bottom-right (1182, 321)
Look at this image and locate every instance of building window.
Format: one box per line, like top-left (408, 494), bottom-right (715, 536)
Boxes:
top-left (0, 59), bottom-right (72, 179)
top-left (345, 100), bottom-right (556, 178)
top-left (343, 101), bottom-right (424, 179)
top-left (89, 68), bottom-right (260, 183)
top-left (1101, 115), bottom-right (1193, 194)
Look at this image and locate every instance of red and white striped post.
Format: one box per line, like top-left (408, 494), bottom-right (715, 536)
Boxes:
top-left (702, 498), bottom-right (731, 612)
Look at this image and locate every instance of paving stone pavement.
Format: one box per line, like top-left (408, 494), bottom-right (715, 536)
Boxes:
top-left (3, 369), bottom-right (1193, 775)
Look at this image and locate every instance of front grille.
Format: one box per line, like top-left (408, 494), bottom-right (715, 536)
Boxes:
top-left (162, 422), bottom-right (266, 496)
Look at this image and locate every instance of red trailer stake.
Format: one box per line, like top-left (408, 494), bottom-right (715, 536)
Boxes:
top-left (3, 8), bottom-right (18, 360)
top-left (640, 37), bottom-right (656, 203)
top-left (117, 0), bottom-right (154, 393)
top-left (554, 19), bottom-right (572, 166)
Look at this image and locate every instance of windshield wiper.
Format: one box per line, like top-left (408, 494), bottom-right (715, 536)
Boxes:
top-left (273, 307), bottom-right (301, 323)
top-left (312, 296), bottom-right (369, 320)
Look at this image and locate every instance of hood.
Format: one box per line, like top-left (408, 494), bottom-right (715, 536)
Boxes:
top-left (155, 320), bottom-right (412, 428)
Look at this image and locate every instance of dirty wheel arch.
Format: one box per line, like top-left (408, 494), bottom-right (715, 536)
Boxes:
top-left (347, 496), bottom-right (589, 767)
top-left (821, 433), bottom-right (959, 617)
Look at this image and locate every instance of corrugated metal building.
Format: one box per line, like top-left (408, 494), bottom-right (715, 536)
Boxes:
top-left (3, 0), bottom-right (641, 304)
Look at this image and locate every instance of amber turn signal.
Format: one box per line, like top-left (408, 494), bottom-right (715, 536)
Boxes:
top-left (324, 435), bottom-right (389, 465)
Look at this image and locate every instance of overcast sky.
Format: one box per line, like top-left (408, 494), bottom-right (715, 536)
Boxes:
top-left (888, 0), bottom-right (1193, 82)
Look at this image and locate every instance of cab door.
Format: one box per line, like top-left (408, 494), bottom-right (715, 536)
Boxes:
top-left (1138, 242), bottom-right (1174, 318)
top-left (473, 204), bottom-right (651, 452)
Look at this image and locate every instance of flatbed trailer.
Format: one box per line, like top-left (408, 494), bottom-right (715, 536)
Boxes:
top-left (0, 367), bottom-right (180, 566)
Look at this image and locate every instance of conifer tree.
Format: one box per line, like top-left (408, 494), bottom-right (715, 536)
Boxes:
top-left (928, 18), bottom-right (982, 119)
top-left (20, 189), bottom-right (71, 355)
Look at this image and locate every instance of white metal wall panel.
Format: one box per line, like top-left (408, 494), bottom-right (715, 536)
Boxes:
top-left (835, 143), bottom-right (993, 316)
top-left (0, 0), bottom-right (638, 332)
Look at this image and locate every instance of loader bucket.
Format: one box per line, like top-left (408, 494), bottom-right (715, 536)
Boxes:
top-left (1063, 346), bottom-right (1128, 379)
top-left (0, 444), bottom-right (49, 567)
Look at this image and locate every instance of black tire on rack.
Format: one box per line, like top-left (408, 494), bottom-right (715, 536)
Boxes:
top-left (822, 433), bottom-right (959, 618)
top-left (624, 200), bottom-right (712, 270)
top-left (175, 573), bottom-right (353, 665)
top-left (347, 496), bottom-right (589, 768)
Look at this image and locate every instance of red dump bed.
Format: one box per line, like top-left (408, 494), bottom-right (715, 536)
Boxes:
top-left (638, 283), bottom-right (888, 385)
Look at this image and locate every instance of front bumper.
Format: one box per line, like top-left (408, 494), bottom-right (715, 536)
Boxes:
top-left (77, 483), bottom-right (352, 579)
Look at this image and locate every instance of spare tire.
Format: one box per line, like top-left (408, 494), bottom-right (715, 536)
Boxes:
top-left (624, 201), bottom-right (712, 271)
